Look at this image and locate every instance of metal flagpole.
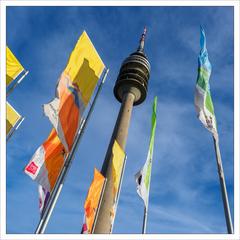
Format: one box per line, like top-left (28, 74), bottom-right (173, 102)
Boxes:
top-left (35, 68), bottom-right (109, 234)
top-left (6, 116), bottom-right (25, 142)
top-left (110, 155), bottom-right (127, 233)
top-left (142, 205), bottom-right (148, 234)
top-left (212, 135), bottom-right (233, 234)
top-left (7, 70), bottom-right (29, 97)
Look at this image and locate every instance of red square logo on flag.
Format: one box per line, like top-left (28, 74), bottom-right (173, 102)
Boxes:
top-left (25, 162), bottom-right (38, 175)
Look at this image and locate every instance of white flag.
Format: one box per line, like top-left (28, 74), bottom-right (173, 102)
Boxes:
top-left (135, 97), bottom-right (157, 207)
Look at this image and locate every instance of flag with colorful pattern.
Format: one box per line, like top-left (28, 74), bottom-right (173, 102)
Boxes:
top-left (135, 96), bottom-right (157, 207)
top-left (194, 27), bottom-right (218, 137)
top-left (44, 73), bottom-right (84, 152)
top-left (81, 214), bottom-right (88, 234)
top-left (43, 31), bottom-right (105, 153)
top-left (83, 168), bottom-right (105, 233)
top-left (24, 129), bottom-right (66, 212)
top-left (38, 185), bottom-right (50, 214)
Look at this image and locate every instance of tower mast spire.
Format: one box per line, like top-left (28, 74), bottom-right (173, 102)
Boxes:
top-left (137, 26), bottom-right (147, 53)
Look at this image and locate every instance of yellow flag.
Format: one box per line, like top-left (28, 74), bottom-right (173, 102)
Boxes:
top-left (6, 102), bottom-right (21, 135)
top-left (64, 31), bottom-right (105, 106)
top-left (112, 140), bottom-right (125, 197)
top-left (6, 47), bottom-right (24, 87)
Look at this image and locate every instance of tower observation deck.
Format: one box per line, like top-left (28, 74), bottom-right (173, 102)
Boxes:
top-left (114, 27), bottom-right (150, 105)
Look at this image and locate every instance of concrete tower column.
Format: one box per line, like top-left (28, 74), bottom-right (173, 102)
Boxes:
top-left (93, 91), bottom-right (135, 233)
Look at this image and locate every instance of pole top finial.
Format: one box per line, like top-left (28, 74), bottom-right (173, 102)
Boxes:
top-left (137, 26), bottom-right (147, 53)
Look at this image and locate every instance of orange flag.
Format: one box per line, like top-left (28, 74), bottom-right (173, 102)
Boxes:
top-left (25, 128), bottom-right (66, 212)
top-left (84, 168), bottom-right (105, 233)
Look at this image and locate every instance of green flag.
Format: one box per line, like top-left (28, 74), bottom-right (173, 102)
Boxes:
top-left (135, 96), bottom-right (157, 206)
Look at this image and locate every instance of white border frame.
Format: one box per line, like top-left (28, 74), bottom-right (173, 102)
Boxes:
top-left (0, 1), bottom-right (239, 240)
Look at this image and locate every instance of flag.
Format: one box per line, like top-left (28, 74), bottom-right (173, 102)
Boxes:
top-left (194, 27), bottom-right (217, 137)
top-left (43, 73), bottom-right (85, 152)
top-left (24, 129), bottom-right (66, 212)
top-left (38, 185), bottom-right (50, 214)
top-left (81, 214), bottom-right (88, 234)
top-left (112, 140), bottom-right (125, 198)
top-left (44, 31), bottom-right (105, 152)
top-left (64, 31), bottom-right (105, 106)
top-left (6, 101), bottom-right (22, 136)
top-left (6, 47), bottom-right (24, 87)
top-left (135, 96), bottom-right (157, 207)
top-left (83, 168), bottom-right (105, 233)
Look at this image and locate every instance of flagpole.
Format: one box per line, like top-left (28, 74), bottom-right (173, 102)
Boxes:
top-left (35, 68), bottom-right (109, 234)
top-left (110, 155), bottom-right (127, 233)
top-left (7, 70), bottom-right (29, 97)
top-left (212, 135), bottom-right (233, 234)
top-left (142, 205), bottom-right (148, 234)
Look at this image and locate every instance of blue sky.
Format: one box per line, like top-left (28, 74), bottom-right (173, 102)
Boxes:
top-left (6, 6), bottom-right (234, 234)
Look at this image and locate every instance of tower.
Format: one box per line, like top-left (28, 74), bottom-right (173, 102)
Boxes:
top-left (93, 28), bottom-right (150, 233)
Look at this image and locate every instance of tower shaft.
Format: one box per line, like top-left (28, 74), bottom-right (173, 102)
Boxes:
top-left (93, 28), bottom-right (150, 233)
top-left (93, 91), bottom-right (135, 233)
